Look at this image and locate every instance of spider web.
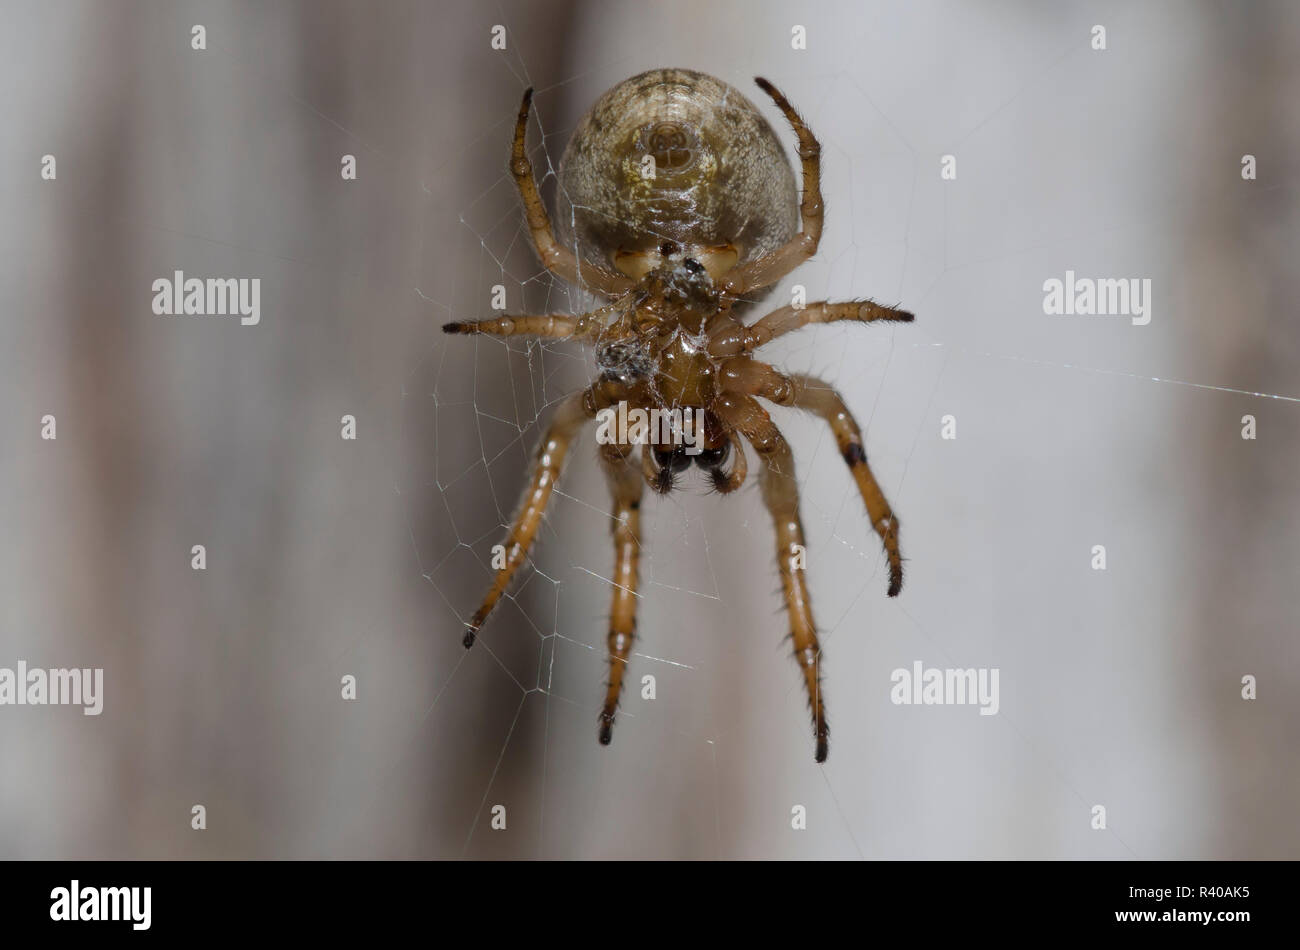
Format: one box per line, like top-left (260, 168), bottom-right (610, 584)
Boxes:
top-left (377, 1), bottom-right (1300, 857)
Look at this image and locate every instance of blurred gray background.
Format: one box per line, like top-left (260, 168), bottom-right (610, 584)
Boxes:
top-left (1, 0), bottom-right (1296, 858)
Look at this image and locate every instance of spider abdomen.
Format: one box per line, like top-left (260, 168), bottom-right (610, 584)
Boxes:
top-left (557, 68), bottom-right (798, 279)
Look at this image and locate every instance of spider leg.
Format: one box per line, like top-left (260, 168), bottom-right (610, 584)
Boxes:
top-left (727, 357), bottom-right (905, 598)
top-left (787, 374), bottom-right (904, 596)
top-left (707, 300), bottom-right (913, 357)
top-left (596, 442), bottom-right (644, 746)
top-left (720, 78), bottom-right (823, 297)
top-left (511, 89), bottom-right (633, 298)
top-left (714, 393), bottom-right (829, 762)
top-left (460, 390), bottom-right (592, 648)
top-left (442, 306), bottom-right (617, 341)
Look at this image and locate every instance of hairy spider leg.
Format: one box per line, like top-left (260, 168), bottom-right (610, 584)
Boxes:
top-left (714, 393), bottom-right (830, 762)
top-left (721, 78), bottom-right (824, 296)
top-left (460, 391), bottom-right (592, 648)
top-left (706, 300), bottom-right (914, 358)
top-left (597, 442), bottom-right (644, 746)
top-left (722, 355), bottom-right (906, 599)
top-left (442, 306), bottom-right (619, 341)
top-left (511, 88), bottom-right (633, 298)
top-left (787, 373), bottom-right (904, 597)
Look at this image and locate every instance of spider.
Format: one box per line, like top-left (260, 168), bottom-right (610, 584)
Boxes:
top-left (443, 69), bottom-right (913, 762)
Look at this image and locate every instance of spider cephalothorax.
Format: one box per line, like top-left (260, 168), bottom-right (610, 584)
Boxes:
top-left (443, 68), bottom-right (914, 762)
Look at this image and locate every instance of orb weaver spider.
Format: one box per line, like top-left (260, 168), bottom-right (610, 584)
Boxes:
top-left (443, 69), bottom-right (913, 762)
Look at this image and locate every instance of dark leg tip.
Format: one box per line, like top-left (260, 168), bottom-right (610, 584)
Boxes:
top-left (754, 76), bottom-right (775, 95)
top-left (888, 569), bottom-right (903, 598)
top-left (598, 717), bottom-right (613, 746)
top-left (462, 628), bottom-right (477, 649)
top-left (442, 321), bottom-right (464, 334)
top-left (815, 737), bottom-right (828, 763)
